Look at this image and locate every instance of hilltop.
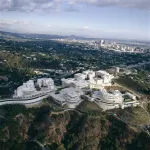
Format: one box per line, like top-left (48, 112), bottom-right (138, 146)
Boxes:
top-left (0, 102), bottom-right (150, 150)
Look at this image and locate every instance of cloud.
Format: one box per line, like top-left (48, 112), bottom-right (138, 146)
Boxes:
top-left (0, 19), bottom-right (34, 26)
top-left (0, 19), bottom-right (36, 34)
top-left (0, 0), bottom-right (149, 12)
top-left (65, 7), bottom-right (79, 12)
top-left (83, 26), bottom-right (89, 29)
top-left (69, 0), bottom-right (150, 10)
top-left (47, 24), bottom-right (52, 28)
top-left (0, 0), bottom-right (61, 12)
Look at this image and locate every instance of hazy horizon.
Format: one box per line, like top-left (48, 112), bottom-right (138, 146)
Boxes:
top-left (0, 0), bottom-right (150, 41)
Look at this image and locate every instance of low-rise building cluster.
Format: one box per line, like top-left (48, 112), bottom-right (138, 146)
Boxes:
top-left (96, 40), bottom-right (148, 53)
top-left (51, 87), bottom-right (83, 108)
top-left (61, 70), bottom-right (114, 89)
top-left (0, 70), bottom-right (140, 111)
top-left (13, 78), bottom-right (55, 99)
top-left (52, 38), bottom-right (149, 53)
top-left (0, 78), bottom-right (55, 106)
top-left (93, 89), bottom-right (139, 111)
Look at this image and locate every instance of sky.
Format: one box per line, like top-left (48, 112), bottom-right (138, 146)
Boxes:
top-left (0, 0), bottom-right (150, 41)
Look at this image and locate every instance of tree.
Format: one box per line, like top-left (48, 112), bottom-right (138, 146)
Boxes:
top-left (56, 144), bottom-right (66, 150)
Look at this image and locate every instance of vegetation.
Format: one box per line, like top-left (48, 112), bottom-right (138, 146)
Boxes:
top-left (116, 71), bottom-right (150, 95)
top-left (0, 35), bottom-right (150, 149)
top-left (0, 104), bottom-right (150, 150)
top-left (77, 100), bottom-right (102, 112)
top-left (0, 38), bottom-right (150, 95)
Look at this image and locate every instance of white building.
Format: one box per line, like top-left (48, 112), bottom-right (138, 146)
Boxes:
top-left (125, 92), bottom-right (136, 100)
top-left (92, 88), bottom-right (139, 111)
top-left (61, 70), bottom-right (114, 89)
top-left (37, 78), bottom-right (55, 90)
top-left (82, 70), bottom-right (95, 80)
top-left (93, 89), bottom-right (123, 110)
top-left (1, 78), bottom-right (55, 106)
top-left (13, 78), bottom-right (55, 99)
top-left (13, 80), bottom-right (37, 98)
top-left (100, 40), bottom-right (105, 47)
top-left (89, 78), bottom-right (103, 89)
top-left (116, 67), bottom-right (120, 74)
top-left (88, 70), bottom-right (114, 88)
top-left (74, 73), bottom-right (87, 80)
top-left (122, 101), bottom-right (140, 109)
top-left (95, 70), bottom-right (114, 85)
top-left (96, 89), bottom-right (123, 104)
top-left (61, 78), bottom-right (89, 89)
top-left (51, 87), bottom-right (83, 108)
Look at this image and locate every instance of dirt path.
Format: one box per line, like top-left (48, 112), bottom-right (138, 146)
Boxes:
top-left (50, 108), bottom-right (86, 116)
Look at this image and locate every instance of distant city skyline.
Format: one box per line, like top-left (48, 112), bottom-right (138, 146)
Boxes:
top-left (0, 0), bottom-right (150, 41)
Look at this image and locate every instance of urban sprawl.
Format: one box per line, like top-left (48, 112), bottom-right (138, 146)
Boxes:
top-left (53, 39), bottom-right (149, 53)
